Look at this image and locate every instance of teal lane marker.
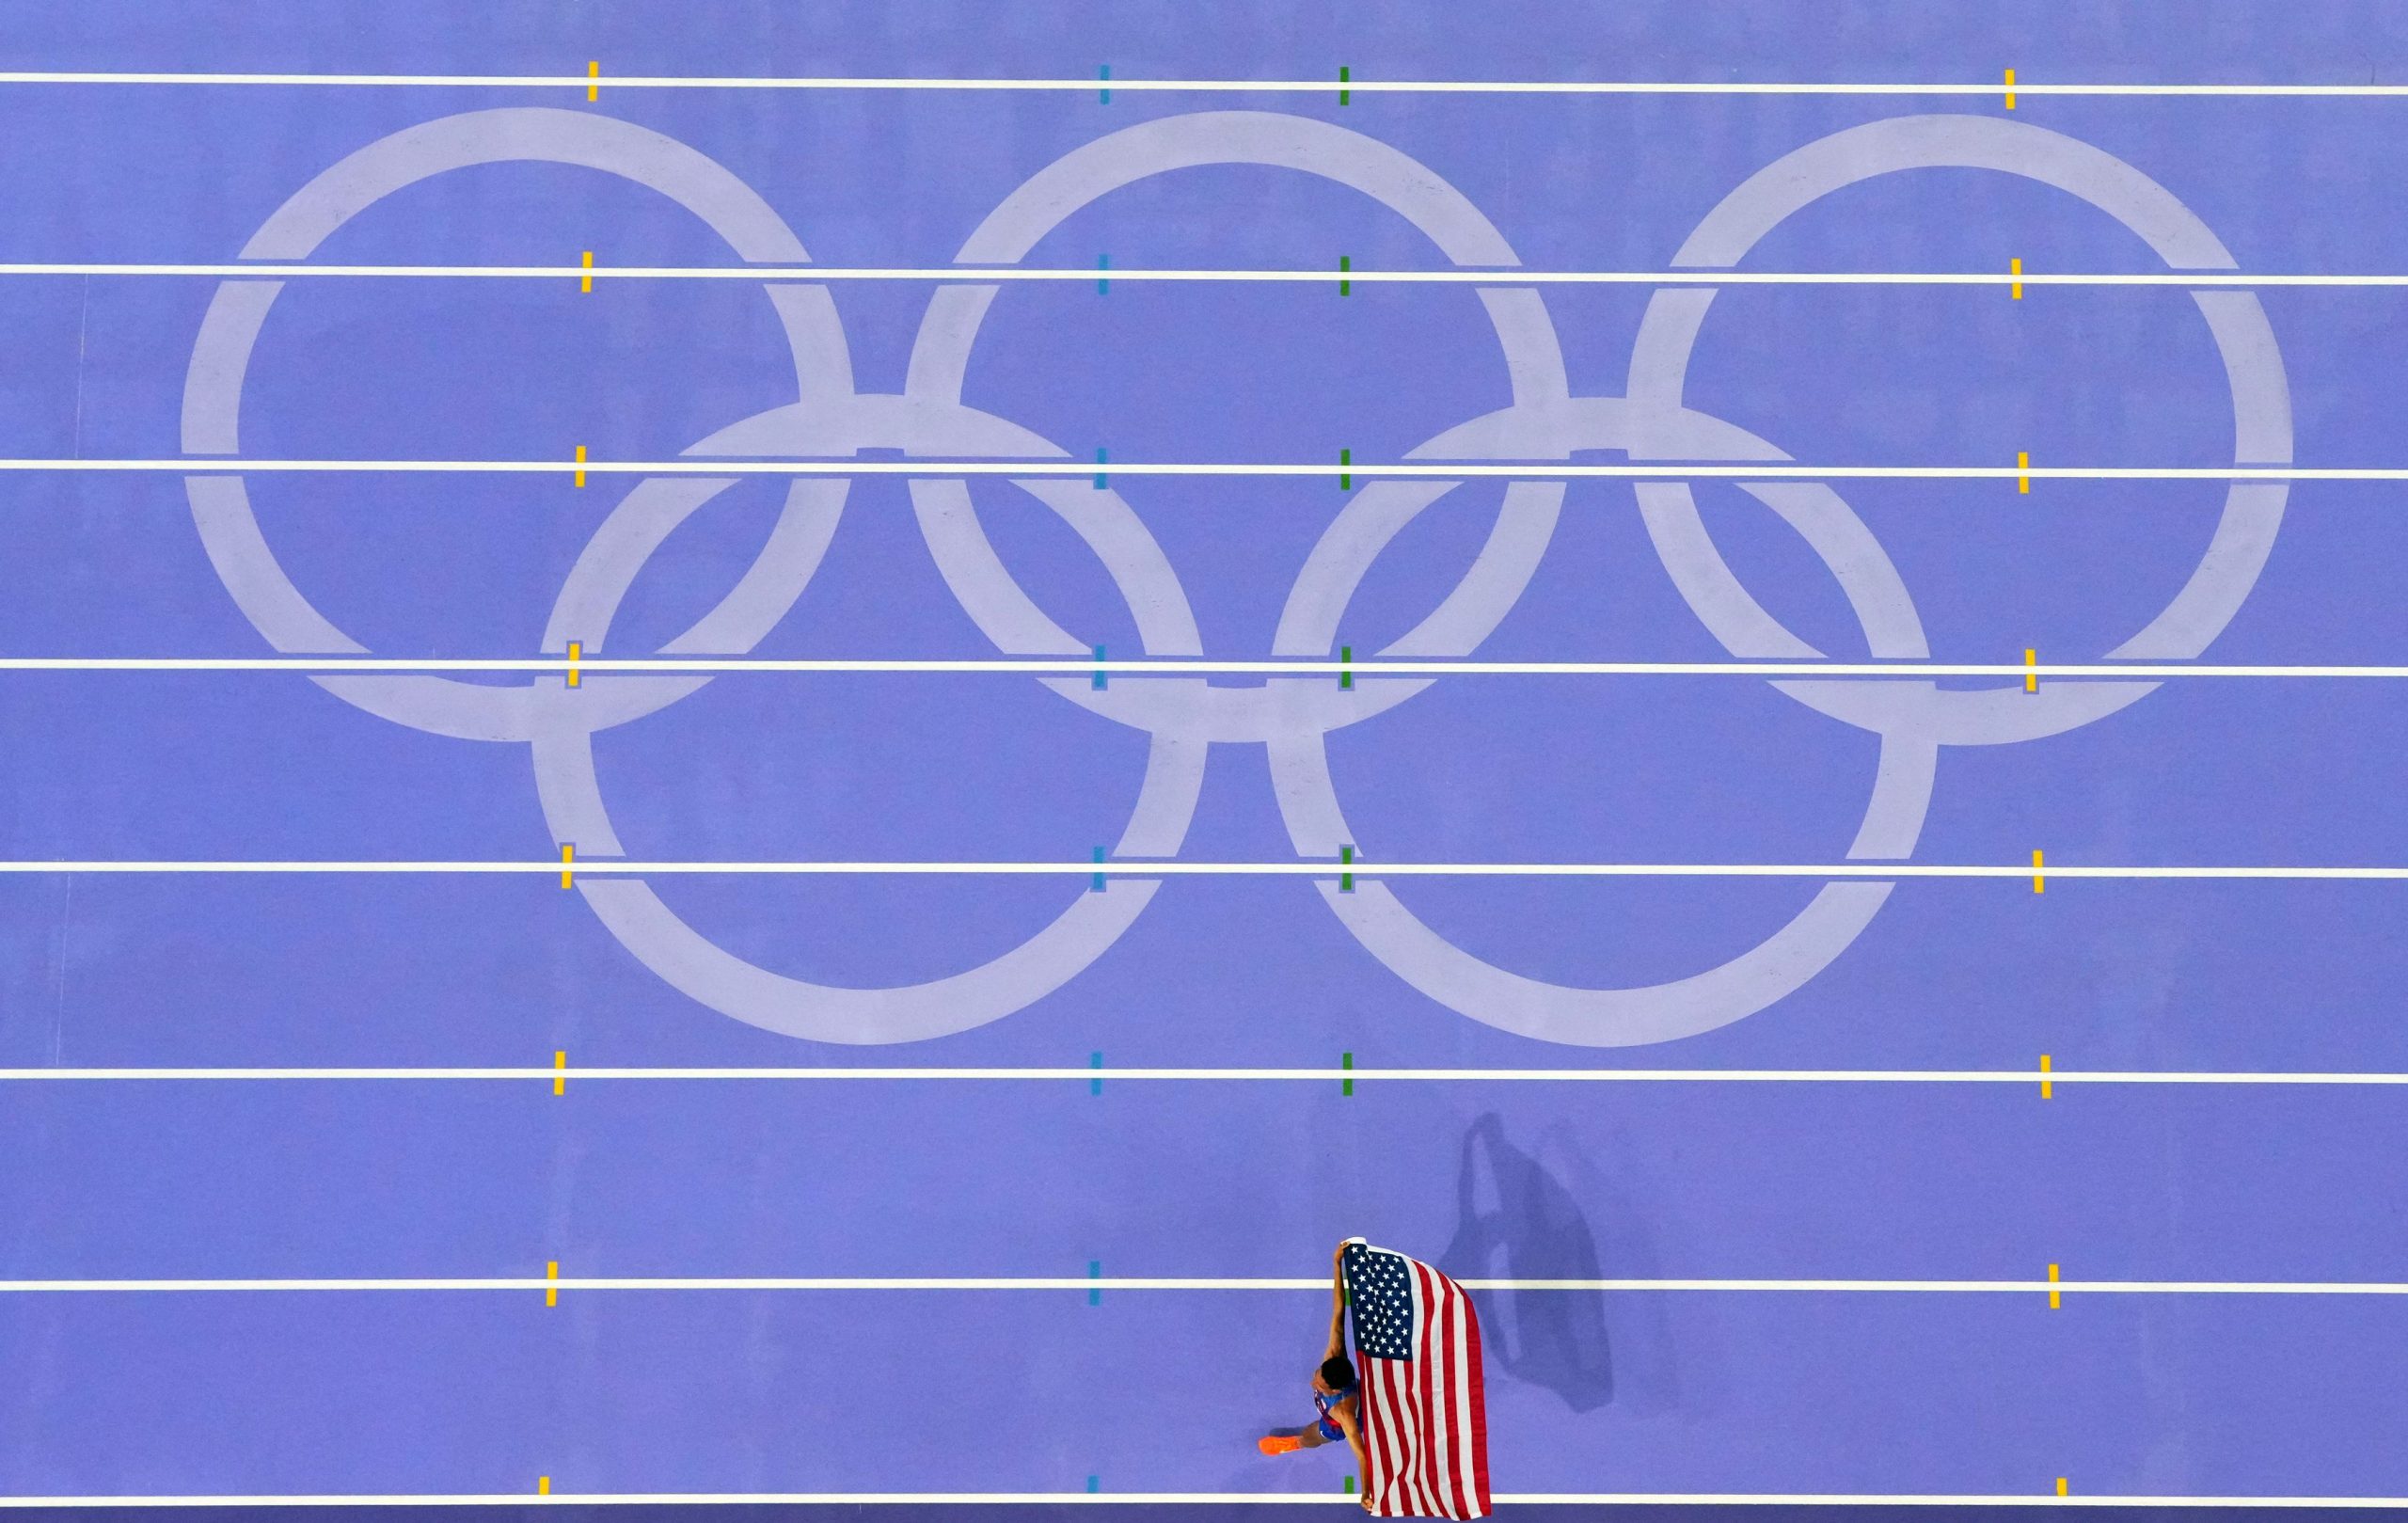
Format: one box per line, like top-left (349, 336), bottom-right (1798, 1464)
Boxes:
top-left (1339, 254), bottom-right (1351, 296)
top-left (1339, 66), bottom-right (1351, 106)
top-left (1098, 253), bottom-right (1109, 295)
top-left (1088, 1260), bottom-right (1102, 1306)
top-left (1090, 1052), bottom-right (1104, 1096)
top-left (1093, 643), bottom-right (1107, 690)
top-left (1340, 844), bottom-right (1355, 893)
top-left (1087, 1477), bottom-right (1101, 1494)
top-left (1342, 1051), bottom-right (1354, 1097)
top-left (1099, 64), bottom-right (1110, 104)
top-left (1339, 643), bottom-right (1354, 690)
top-left (1091, 847), bottom-right (1106, 892)
top-left (1339, 447), bottom-right (1352, 490)
top-left (1094, 447), bottom-right (1107, 489)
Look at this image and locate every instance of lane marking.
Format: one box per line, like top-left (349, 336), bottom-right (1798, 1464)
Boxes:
top-left (579, 250), bottom-right (592, 293)
top-left (1339, 66), bottom-right (1350, 106)
top-left (565, 641), bottom-right (580, 689)
top-left (2018, 450), bottom-right (2031, 493)
top-left (1339, 254), bottom-right (1351, 295)
top-left (2034, 850), bottom-right (2046, 893)
top-left (586, 61), bottom-right (597, 102)
top-left (104, 457), bottom-right (2408, 482)
top-left (2060, 1479), bottom-right (2070, 1499)
top-left (2049, 1263), bottom-right (2061, 1309)
top-left (8, 656), bottom-right (2408, 679)
top-left (11, 71), bottom-right (2408, 96)
top-left (2005, 68), bottom-right (2017, 110)
top-left (554, 1051), bottom-right (565, 1097)
top-left (12, 263), bottom-right (2408, 287)
top-left (1341, 1051), bottom-right (1354, 1098)
top-left (573, 444), bottom-right (585, 487)
top-left (2041, 1055), bottom-right (2052, 1100)
top-left (538, 1477), bottom-right (550, 1497)
top-left (2025, 648), bottom-right (2037, 692)
top-left (2, 859), bottom-right (2401, 881)
top-left (6, 1490), bottom-right (2408, 1508)
top-left (0, 1275), bottom-right (2400, 1294)
top-left (2011, 257), bottom-right (2022, 298)
top-left (559, 844), bottom-right (574, 889)
top-left (546, 1261), bottom-right (558, 1307)
top-left (7, 1064), bottom-right (2403, 1086)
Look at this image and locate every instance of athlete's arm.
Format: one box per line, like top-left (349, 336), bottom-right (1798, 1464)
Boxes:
top-left (1327, 1243), bottom-right (1349, 1358)
top-left (1332, 1401), bottom-right (1371, 1507)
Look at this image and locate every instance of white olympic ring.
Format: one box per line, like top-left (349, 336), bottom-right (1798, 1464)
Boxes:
top-left (181, 105), bottom-right (2292, 1048)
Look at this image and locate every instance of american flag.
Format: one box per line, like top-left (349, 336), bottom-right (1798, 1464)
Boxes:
top-left (1340, 1239), bottom-right (1491, 1518)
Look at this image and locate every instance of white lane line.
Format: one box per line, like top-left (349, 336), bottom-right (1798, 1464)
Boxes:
top-left (6, 71), bottom-right (2408, 95)
top-left (0, 861), bottom-right (2400, 880)
top-left (23, 458), bottom-right (2408, 481)
top-left (0, 1276), bottom-right (2400, 1293)
top-left (4, 263), bottom-right (2406, 287)
top-left (0, 658), bottom-right (2401, 679)
top-left (6, 1490), bottom-right (2397, 1508)
top-left (1, 1067), bottom-right (2402, 1086)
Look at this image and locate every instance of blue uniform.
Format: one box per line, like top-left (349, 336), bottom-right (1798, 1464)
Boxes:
top-left (1313, 1382), bottom-right (1358, 1442)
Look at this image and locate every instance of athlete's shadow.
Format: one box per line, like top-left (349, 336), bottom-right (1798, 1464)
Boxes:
top-left (1437, 1114), bottom-right (1620, 1413)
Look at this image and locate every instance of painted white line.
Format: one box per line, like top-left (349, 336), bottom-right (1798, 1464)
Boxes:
top-left (24, 458), bottom-right (2408, 482)
top-left (0, 657), bottom-right (2400, 679)
top-left (5, 71), bottom-right (2408, 96)
top-left (4, 262), bottom-right (2407, 287)
top-left (4, 1495), bottom-right (2408, 1511)
top-left (0, 861), bottom-right (2400, 880)
top-left (0, 1276), bottom-right (2399, 1293)
top-left (0, 1066), bottom-right (2401, 1086)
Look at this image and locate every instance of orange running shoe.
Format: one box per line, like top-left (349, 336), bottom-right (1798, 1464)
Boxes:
top-left (1258, 1435), bottom-right (1304, 1456)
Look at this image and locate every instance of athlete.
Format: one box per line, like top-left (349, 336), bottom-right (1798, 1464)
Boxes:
top-left (1259, 1242), bottom-right (1370, 1477)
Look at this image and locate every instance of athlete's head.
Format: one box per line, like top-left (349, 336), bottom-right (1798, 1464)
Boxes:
top-left (1315, 1355), bottom-right (1356, 1394)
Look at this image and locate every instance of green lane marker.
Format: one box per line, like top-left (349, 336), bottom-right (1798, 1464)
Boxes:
top-left (1339, 254), bottom-right (1351, 296)
top-left (1090, 1052), bottom-right (1104, 1096)
top-left (1091, 847), bottom-right (1106, 892)
top-left (1339, 643), bottom-right (1353, 690)
top-left (1094, 447), bottom-right (1107, 489)
top-left (1088, 1260), bottom-right (1102, 1306)
top-left (1345, 1477), bottom-right (1357, 1496)
top-left (1340, 844), bottom-right (1354, 893)
top-left (1093, 643), bottom-right (1107, 690)
top-left (1339, 447), bottom-right (1351, 490)
top-left (1099, 65), bottom-right (1111, 104)
top-left (1342, 1051), bottom-right (1354, 1097)
top-left (1339, 66), bottom-right (1351, 106)
top-left (1098, 252), bottom-right (1109, 294)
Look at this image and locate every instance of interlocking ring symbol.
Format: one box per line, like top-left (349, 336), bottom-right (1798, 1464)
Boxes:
top-left (182, 106), bottom-right (2290, 1048)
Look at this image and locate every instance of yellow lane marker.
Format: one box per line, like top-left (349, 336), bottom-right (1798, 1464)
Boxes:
top-left (566, 641), bottom-right (581, 689)
top-left (574, 444), bottom-right (587, 487)
top-left (2033, 849), bottom-right (2045, 894)
top-left (2018, 450), bottom-right (2031, 494)
top-left (546, 1261), bottom-right (559, 1307)
top-left (2048, 1262), bottom-right (2061, 1309)
top-left (2025, 647), bottom-right (2037, 692)
top-left (2010, 257), bottom-right (2022, 299)
top-left (560, 843), bottom-right (574, 889)
top-left (554, 1050), bottom-right (566, 1096)
top-left (2041, 1054), bottom-right (2052, 1099)
top-left (2057, 1478), bottom-right (2069, 1498)
top-left (580, 250), bottom-right (593, 293)
top-left (539, 1477), bottom-right (551, 1497)
top-left (2004, 68), bottom-right (2017, 110)
top-left (587, 61), bottom-right (598, 103)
